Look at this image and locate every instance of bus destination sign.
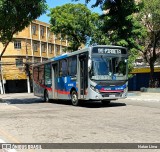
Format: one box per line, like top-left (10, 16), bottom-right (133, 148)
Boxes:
top-left (92, 47), bottom-right (127, 55)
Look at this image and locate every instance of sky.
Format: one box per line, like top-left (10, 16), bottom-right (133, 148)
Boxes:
top-left (38, 0), bottom-right (102, 23)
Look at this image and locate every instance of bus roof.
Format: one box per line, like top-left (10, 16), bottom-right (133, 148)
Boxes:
top-left (33, 45), bottom-right (127, 67)
top-left (50, 45), bottom-right (127, 61)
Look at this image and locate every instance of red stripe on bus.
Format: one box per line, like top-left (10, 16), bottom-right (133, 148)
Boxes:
top-left (54, 89), bottom-right (70, 95)
top-left (35, 82), bottom-right (52, 92)
top-left (39, 84), bottom-right (52, 92)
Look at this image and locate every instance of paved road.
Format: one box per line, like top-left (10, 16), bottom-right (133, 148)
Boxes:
top-left (0, 93), bottom-right (160, 152)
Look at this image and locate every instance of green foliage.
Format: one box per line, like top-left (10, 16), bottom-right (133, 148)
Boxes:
top-left (89, 16), bottom-right (110, 45)
top-left (98, 0), bottom-right (146, 72)
top-left (0, 0), bottom-right (47, 57)
top-left (49, 3), bottom-right (99, 51)
top-left (141, 0), bottom-right (160, 31)
top-left (138, 0), bottom-right (160, 81)
top-left (73, 0), bottom-right (146, 73)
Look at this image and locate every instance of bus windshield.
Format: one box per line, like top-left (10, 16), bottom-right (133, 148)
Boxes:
top-left (90, 56), bottom-right (127, 81)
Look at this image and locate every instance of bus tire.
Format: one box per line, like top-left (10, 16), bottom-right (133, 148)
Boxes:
top-left (101, 100), bottom-right (110, 105)
top-left (71, 90), bottom-right (79, 106)
top-left (44, 90), bottom-right (50, 102)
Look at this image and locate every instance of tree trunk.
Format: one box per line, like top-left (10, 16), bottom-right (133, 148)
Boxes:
top-left (149, 61), bottom-right (154, 88)
top-left (0, 41), bottom-right (10, 94)
top-left (0, 41), bottom-right (10, 59)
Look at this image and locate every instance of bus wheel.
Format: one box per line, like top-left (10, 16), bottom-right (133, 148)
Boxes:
top-left (71, 90), bottom-right (79, 106)
top-left (44, 90), bottom-right (49, 102)
top-left (101, 100), bottom-right (110, 105)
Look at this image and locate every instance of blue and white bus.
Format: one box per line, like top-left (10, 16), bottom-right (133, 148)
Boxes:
top-left (33, 45), bottom-right (128, 106)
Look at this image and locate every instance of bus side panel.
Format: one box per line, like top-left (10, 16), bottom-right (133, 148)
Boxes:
top-left (33, 66), bottom-right (45, 97)
top-left (56, 76), bottom-right (77, 100)
top-left (33, 81), bottom-right (45, 97)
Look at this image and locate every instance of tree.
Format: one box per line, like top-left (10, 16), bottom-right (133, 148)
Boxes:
top-left (0, 0), bottom-right (47, 94)
top-left (0, 0), bottom-right (47, 59)
top-left (49, 3), bottom-right (99, 51)
top-left (99, 0), bottom-right (145, 72)
top-left (89, 16), bottom-right (110, 45)
top-left (139, 0), bottom-right (160, 85)
top-left (74, 0), bottom-right (145, 72)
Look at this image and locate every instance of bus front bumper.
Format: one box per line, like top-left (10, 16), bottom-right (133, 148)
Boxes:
top-left (88, 87), bottom-right (127, 100)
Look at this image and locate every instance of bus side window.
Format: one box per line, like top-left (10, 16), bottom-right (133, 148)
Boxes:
top-left (33, 67), bottom-right (38, 82)
top-left (38, 65), bottom-right (44, 84)
top-left (68, 56), bottom-right (77, 76)
top-left (45, 63), bottom-right (52, 87)
top-left (60, 59), bottom-right (68, 77)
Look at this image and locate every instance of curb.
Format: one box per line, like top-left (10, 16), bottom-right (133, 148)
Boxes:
top-left (0, 98), bottom-right (5, 103)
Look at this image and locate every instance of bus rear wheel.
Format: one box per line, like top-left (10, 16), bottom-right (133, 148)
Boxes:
top-left (71, 90), bottom-right (79, 106)
top-left (44, 90), bottom-right (50, 102)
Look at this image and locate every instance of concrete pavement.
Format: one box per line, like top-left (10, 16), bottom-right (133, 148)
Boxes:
top-left (127, 92), bottom-right (160, 102)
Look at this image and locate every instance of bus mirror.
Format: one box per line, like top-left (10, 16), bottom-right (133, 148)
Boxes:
top-left (88, 59), bottom-right (92, 72)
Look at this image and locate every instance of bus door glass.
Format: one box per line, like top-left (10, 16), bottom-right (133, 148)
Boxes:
top-left (57, 59), bottom-right (68, 98)
top-left (79, 53), bottom-right (88, 98)
top-left (52, 63), bottom-right (58, 99)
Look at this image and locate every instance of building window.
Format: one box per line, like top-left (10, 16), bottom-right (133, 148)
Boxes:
top-left (40, 27), bottom-right (44, 37)
top-left (15, 58), bottom-right (23, 67)
top-left (32, 25), bottom-right (36, 35)
top-left (48, 30), bottom-right (50, 38)
top-left (14, 41), bottom-right (21, 49)
top-left (33, 42), bottom-right (38, 52)
top-left (48, 44), bottom-right (53, 54)
top-left (41, 43), bottom-right (45, 52)
top-left (55, 45), bottom-right (60, 55)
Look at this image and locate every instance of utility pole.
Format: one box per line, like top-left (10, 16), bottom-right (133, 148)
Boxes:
top-left (0, 63), bottom-right (4, 94)
top-left (0, 60), bottom-right (5, 94)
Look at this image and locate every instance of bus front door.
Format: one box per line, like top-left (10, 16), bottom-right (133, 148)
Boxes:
top-left (52, 63), bottom-right (58, 99)
top-left (79, 54), bottom-right (88, 99)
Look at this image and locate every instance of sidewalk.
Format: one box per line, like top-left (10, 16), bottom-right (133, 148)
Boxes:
top-left (0, 93), bottom-right (34, 99)
top-left (0, 93), bottom-right (35, 103)
top-left (127, 91), bottom-right (160, 102)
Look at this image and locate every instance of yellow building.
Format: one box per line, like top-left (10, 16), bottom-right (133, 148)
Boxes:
top-left (0, 20), bottom-right (68, 94)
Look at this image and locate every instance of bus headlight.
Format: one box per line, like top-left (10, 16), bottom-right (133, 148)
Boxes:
top-left (90, 85), bottom-right (99, 93)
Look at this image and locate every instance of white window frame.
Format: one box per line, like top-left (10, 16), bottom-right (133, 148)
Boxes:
top-left (41, 43), bottom-right (45, 52)
top-left (15, 58), bottom-right (23, 67)
top-left (49, 44), bottom-right (53, 54)
top-left (14, 41), bottom-right (21, 49)
top-left (48, 30), bottom-right (51, 38)
top-left (32, 25), bottom-right (36, 35)
top-left (40, 27), bottom-right (44, 37)
top-left (33, 42), bottom-right (38, 52)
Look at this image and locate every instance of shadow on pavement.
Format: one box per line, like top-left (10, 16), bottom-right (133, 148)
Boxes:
top-left (50, 100), bottom-right (126, 108)
top-left (5, 98), bottom-right (44, 104)
top-left (4, 97), bottom-right (126, 108)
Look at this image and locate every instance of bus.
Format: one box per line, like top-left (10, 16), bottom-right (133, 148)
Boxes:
top-left (33, 45), bottom-right (128, 106)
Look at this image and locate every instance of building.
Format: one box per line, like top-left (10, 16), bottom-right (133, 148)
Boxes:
top-left (0, 20), bottom-right (68, 94)
top-left (128, 58), bottom-right (160, 91)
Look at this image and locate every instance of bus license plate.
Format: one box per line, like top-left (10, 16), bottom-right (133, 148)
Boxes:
top-left (109, 94), bottom-right (115, 97)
